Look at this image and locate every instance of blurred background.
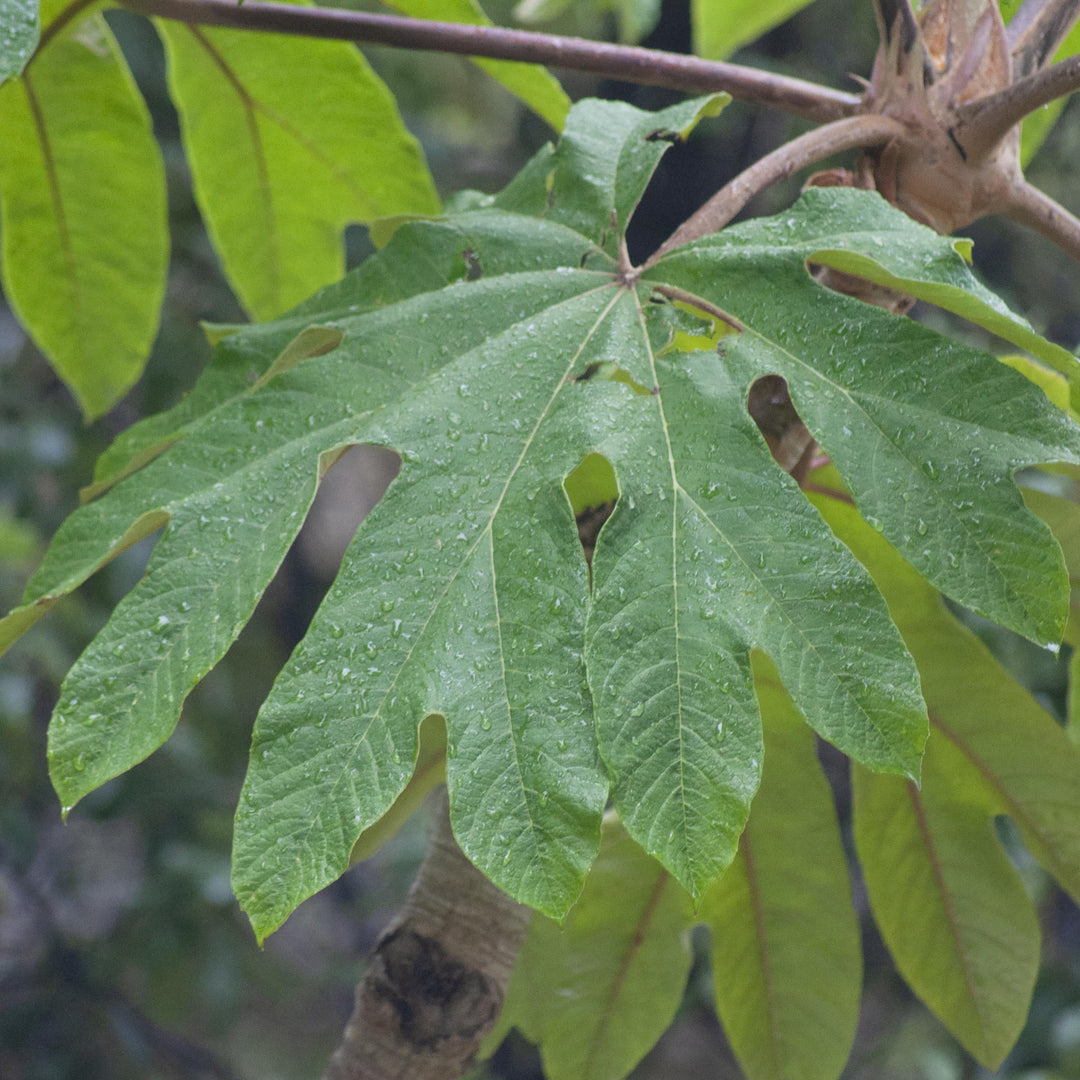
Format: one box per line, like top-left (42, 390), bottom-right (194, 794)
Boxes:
top-left (2, 0), bottom-right (1080, 1076)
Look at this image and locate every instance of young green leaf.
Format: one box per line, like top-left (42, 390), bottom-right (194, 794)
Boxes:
top-left (853, 748), bottom-right (1039, 1069)
top-left (813, 482), bottom-right (1080, 1066)
top-left (0, 0), bottom-right (167, 418)
top-left (701, 652), bottom-right (860, 1080)
top-left (495, 813), bottom-right (695, 1080)
top-left (381, 0), bottom-right (571, 129)
top-left (157, 19), bottom-right (439, 320)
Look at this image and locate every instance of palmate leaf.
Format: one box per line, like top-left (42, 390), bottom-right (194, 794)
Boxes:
top-left (6, 96), bottom-right (1079, 942)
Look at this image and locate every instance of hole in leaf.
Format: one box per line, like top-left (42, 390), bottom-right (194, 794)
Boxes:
top-left (804, 257), bottom-right (917, 315)
top-left (649, 289), bottom-right (741, 353)
top-left (299, 445), bottom-right (402, 581)
top-left (573, 361), bottom-right (654, 396)
top-left (564, 453), bottom-right (618, 576)
top-left (747, 375), bottom-right (820, 483)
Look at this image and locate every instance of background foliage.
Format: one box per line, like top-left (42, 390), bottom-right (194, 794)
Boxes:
top-left (4, 1), bottom-right (1080, 1078)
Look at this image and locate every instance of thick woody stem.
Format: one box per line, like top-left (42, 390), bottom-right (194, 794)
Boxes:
top-left (649, 113), bottom-right (905, 260)
top-left (323, 788), bottom-right (530, 1080)
top-left (115, 0), bottom-right (862, 123)
top-left (1001, 179), bottom-right (1080, 263)
top-left (956, 52), bottom-right (1080, 150)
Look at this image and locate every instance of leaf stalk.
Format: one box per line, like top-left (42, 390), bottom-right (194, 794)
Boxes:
top-left (650, 113), bottom-right (906, 258)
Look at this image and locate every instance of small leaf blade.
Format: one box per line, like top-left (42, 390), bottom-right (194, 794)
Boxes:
top-left (547, 94), bottom-right (728, 254)
top-left (692, 0), bottom-right (818, 59)
top-left (853, 751), bottom-right (1039, 1068)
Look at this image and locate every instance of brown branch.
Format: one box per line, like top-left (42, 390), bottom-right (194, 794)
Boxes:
top-left (649, 113), bottom-right (905, 260)
top-left (956, 52), bottom-right (1080, 150)
top-left (1001, 178), bottom-right (1080, 263)
top-left (323, 787), bottom-right (530, 1080)
top-left (115, 0), bottom-right (862, 123)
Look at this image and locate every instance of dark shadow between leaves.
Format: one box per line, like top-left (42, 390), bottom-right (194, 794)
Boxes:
top-left (298, 445), bottom-right (402, 582)
top-left (746, 374), bottom-right (821, 485)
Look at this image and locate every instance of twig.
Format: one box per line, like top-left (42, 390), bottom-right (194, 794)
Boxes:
top-left (956, 52), bottom-right (1080, 150)
top-left (1006, 0), bottom-right (1080, 78)
top-left (114, 0), bottom-right (862, 123)
top-left (649, 113), bottom-right (905, 259)
top-left (1001, 178), bottom-right (1080, 263)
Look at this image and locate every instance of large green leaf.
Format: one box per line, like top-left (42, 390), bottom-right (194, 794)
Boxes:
top-left (700, 652), bottom-right (860, 1080)
top-left (0, 0), bottom-right (167, 418)
top-left (382, 0), bottom-right (570, 129)
top-left (494, 814), bottom-right (695, 1080)
top-left (692, 0), bottom-right (818, 59)
top-left (158, 17), bottom-right (439, 320)
top-left (813, 480), bottom-right (1080, 1066)
top-left (0, 0), bottom-right (37, 82)
top-left (7, 96), bottom-right (1078, 943)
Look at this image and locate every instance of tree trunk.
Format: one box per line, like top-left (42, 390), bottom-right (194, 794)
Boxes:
top-left (324, 787), bottom-right (530, 1080)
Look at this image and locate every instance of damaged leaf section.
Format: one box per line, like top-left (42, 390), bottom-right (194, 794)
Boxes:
top-left (573, 361), bottom-right (654, 396)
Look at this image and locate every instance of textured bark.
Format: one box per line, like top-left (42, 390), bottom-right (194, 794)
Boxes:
top-left (323, 789), bottom-right (531, 1080)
